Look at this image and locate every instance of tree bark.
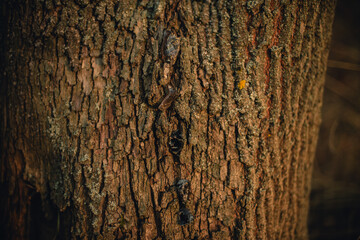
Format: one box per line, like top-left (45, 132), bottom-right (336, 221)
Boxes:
top-left (0, 0), bottom-right (336, 239)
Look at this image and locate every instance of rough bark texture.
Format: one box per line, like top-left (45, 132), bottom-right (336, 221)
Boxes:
top-left (0, 0), bottom-right (336, 239)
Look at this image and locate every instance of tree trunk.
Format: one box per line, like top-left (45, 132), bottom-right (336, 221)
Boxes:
top-left (0, 0), bottom-right (336, 239)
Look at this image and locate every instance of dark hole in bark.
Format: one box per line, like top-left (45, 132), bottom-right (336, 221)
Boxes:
top-left (168, 131), bottom-right (184, 155)
top-left (177, 207), bottom-right (194, 226)
top-left (176, 179), bottom-right (190, 203)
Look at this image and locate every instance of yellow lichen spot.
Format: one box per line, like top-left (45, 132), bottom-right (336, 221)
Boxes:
top-left (238, 80), bottom-right (246, 90)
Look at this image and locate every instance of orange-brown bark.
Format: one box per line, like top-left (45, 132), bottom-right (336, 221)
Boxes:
top-left (0, 0), bottom-right (336, 239)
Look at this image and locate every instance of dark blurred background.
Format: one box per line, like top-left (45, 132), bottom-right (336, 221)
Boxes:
top-left (308, 1), bottom-right (360, 239)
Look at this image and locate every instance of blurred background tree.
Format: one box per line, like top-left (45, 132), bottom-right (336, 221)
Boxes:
top-left (308, 0), bottom-right (360, 239)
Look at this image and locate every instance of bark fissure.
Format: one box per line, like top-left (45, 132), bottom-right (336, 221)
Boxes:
top-left (126, 156), bottom-right (142, 240)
